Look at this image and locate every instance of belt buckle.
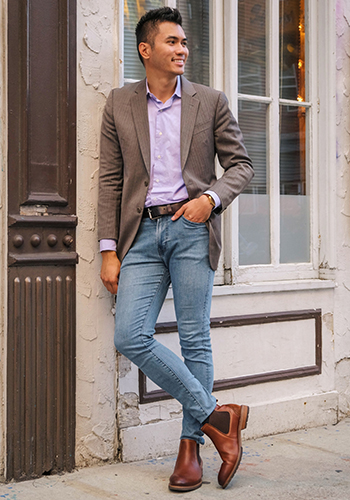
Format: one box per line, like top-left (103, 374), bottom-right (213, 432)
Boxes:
top-left (147, 207), bottom-right (161, 220)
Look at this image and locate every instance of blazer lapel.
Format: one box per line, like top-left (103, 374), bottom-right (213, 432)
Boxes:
top-left (180, 76), bottom-right (199, 170)
top-left (130, 79), bottom-right (150, 174)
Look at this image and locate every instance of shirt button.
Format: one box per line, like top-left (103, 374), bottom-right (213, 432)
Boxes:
top-left (157, 155), bottom-right (161, 159)
top-left (156, 179), bottom-right (159, 183)
top-left (159, 132), bottom-right (162, 136)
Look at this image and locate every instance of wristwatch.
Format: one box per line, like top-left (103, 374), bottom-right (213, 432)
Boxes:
top-left (204, 193), bottom-right (216, 209)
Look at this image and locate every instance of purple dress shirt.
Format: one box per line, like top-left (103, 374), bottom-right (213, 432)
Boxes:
top-left (100, 76), bottom-right (220, 253)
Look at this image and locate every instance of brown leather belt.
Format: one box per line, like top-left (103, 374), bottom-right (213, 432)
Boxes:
top-left (143, 199), bottom-right (189, 220)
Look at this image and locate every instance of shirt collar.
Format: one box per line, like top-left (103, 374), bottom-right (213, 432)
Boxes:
top-left (146, 76), bottom-right (182, 100)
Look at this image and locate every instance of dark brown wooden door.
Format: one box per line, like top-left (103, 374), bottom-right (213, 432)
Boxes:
top-left (7, 0), bottom-right (77, 480)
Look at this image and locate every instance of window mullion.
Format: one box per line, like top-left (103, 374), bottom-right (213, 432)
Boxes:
top-left (211, 0), bottom-right (226, 284)
top-left (308, 0), bottom-right (318, 270)
top-left (118, 0), bottom-right (124, 86)
top-left (222, 0), bottom-right (238, 282)
top-left (223, 0), bottom-right (238, 113)
top-left (211, 0), bottom-right (224, 91)
top-left (268, 0), bottom-right (280, 267)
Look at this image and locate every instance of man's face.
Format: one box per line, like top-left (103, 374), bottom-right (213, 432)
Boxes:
top-left (143, 21), bottom-right (189, 78)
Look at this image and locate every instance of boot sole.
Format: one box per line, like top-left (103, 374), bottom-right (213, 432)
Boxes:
top-left (221, 405), bottom-right (249, 489)
top-left (168, 480), bottom-right (202, 492)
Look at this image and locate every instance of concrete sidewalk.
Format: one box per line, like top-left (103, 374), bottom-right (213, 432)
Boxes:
top-left (1, 418), bottom-right (349, 500)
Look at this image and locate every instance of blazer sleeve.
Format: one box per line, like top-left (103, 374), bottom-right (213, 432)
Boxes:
top-left (98, 90), bottom-right (124, 243)
top-left (210, 91), bottom-right (254, 213)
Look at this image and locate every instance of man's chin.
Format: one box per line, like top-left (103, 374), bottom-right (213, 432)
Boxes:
top-left (174, 67), bottom-right (185, 75)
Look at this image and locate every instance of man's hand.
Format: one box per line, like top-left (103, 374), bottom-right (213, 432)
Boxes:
top-left (100, 251), bottom-right (121, 294)
top-left (172, 195), bottom-right (213, 223)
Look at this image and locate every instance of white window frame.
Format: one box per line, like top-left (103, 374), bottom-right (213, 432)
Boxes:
top-left (117, 0), bottom-right (336, 285)
top-left (219, 0), bottom-right (336, 284)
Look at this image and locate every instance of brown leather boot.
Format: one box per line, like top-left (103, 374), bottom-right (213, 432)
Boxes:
top-left (168, 439), bottom-right (203, 492)
top-left (201, 404), bottom-right (249, 489)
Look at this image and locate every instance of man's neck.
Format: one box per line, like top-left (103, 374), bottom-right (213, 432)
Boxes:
top-left (146, 74), bottom-right (178, 103)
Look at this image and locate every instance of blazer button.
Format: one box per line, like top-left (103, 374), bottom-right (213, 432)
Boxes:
top-left (144, 180), bottom-right (149, 187)
top-left (137, 207), bottom-right (142, 213)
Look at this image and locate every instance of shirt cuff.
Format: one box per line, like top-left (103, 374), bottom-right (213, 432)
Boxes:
top-left (100, 239), bottom-right (117, 253)
top-left (204, 190), bottom-right (221, 209)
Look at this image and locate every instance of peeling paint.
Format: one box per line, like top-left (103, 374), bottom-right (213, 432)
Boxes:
top-left (81, 433), bottom-right (110, 461)
top-left (78, 112), bottom-right (99, 157)
top-left (335, 0), bottom-right (350, 423)
top-left (79, 242), bottom-right (96, 263)
top-left (77, 281), bottom-right (93, 299)
top-left (98, 391), bottom-right (114, 407)
top-left (80, 51), bottom-right (102, 89)
top-left (118, 393), bottom-right (141, 429)
top-left (80, 328), bottom-right (98, 342)
top-left (83, 21), bottom-right (103, 53)
top-left (90, 167), bottom-right (99, 180)
top-left (92, 421), bottom-right (115, 441)
top-left (322, 313), bottom-right (334, 333)
top-left (118, 354), bottom-right (132, 378)
top-left (335, 358), bottom-right (350, 417)
top-left (80, 0), bottom-right (99, 17)
top-left (169, 409), bottom-right (183, 418)
top-left (78, 197), bottom-right (97, 231)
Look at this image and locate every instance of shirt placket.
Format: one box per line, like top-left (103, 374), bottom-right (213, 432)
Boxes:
top-left (153, 98), bottom-right (172, 204)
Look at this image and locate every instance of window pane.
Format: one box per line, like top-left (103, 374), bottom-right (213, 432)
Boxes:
top-left (177, 0), bottom-right (210, 86)
top-left (124, 0), bottom-right (165, 81)
top-left (280, 105), bottom-right (310, 262)
top-left (238, 0), bottom-right (267, 96)
top-left (279, 0), bottom-right (307, 101)
top-left (238, 103), bottom-right (270, 265)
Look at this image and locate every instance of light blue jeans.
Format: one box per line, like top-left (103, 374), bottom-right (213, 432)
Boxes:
top-left (114, 215), bottom-right (217, 444)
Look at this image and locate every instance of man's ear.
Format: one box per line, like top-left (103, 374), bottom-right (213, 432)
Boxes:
top-left (138, 42), bottom-right (151, 62)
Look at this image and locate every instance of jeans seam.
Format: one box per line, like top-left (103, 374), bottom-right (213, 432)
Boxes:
top-left (202, 267), bottom-right (213, 392)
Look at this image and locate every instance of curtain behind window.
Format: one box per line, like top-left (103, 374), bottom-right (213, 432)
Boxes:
top-left (177, 0), bottom-right (210, 86)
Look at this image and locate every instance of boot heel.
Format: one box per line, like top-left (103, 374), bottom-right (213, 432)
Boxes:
top-left (240, 405), bottom-right (249, 430)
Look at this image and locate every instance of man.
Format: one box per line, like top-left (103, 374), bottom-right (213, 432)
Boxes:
top-left (98, 7), bottom-right (254, 492)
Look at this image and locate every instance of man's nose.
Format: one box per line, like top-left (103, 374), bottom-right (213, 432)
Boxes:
top-left (176, 44), bottom-right (188, 55)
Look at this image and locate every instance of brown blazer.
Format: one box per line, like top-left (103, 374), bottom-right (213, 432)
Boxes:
top-left (98, 76), bottom-right (253, 270)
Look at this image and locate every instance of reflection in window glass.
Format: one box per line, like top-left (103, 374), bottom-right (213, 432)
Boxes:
top-left (124, 0), bottom-right (164, 81)
top-left (238, 0), bottom-right (266, 96)
top-left (238, 104), bottom-right (270, 265)
top-left (280, 105), bottom-right (306, 196)
top-left (280, 105), bottom-right (310, 262)
top-left (279, 0), bottom-right (306, 101)
top-left (177, 0), bottom-right (210, 86)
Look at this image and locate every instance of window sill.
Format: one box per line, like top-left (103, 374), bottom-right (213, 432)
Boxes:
top-left (212, 279), bottom-right (336, 296)
top-left (164, 279), bottom-right (335, 301)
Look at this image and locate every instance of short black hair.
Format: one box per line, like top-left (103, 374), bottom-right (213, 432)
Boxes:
top-left (135, 7), bottom-right (183, 65)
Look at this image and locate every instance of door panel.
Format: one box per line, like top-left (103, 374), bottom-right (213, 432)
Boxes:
top-left (7, 0), bottom-right (76, 480)
top-left (7, 266), bottom-right (76, 479)
top-left (8, 0), bottom-right (76, 213)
